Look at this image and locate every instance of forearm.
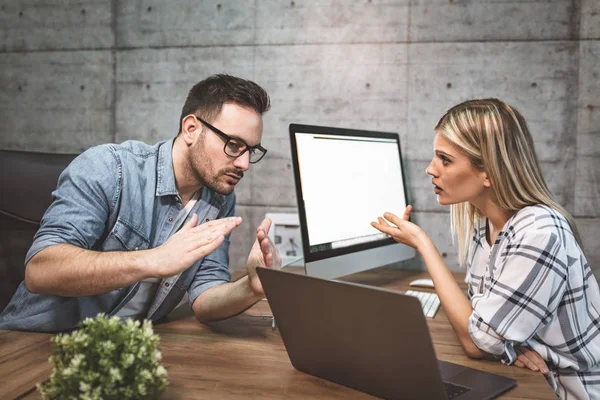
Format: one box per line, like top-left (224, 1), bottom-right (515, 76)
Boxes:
top-left (192, 276), bottom-right (262, 323)
top-left (417, 237), bottom-right (486, 359)
top-left (25, 244), bottom-right (152, 297)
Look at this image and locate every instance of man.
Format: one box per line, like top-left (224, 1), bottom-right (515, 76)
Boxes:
top-left (0, 74), bottom-right (281, 332)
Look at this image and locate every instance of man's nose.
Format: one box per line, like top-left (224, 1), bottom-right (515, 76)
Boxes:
top-left (233, 150), bottom-right (250, 171)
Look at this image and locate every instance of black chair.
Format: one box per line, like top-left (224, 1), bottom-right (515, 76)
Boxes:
top-left (0, 149), bottom-right (78, 310)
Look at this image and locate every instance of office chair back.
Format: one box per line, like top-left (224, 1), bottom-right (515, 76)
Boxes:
top-left (0, 149), bottom-right (78, 310)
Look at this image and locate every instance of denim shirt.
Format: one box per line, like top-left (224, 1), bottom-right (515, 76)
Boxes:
top-left (0, 138), bottom-right (235, 332)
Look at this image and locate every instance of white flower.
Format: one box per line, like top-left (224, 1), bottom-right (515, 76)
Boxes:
top-left (123, 353), bottom-right (135, 367)
top-left (109, 367), bottom-right (122, 381)
top-left (137, 383), bottom-right (147, 396)
top-left (79, 381), bottom-right (91, 392)
top-left (140, 369), bottom-right (153, 381)
top-left (142, 321), bottom-right (154, 337)
top-left (103, 341), bottom-right (116, 352)
top-left (156, 365), bottom-right (167, 377)
top-left (138, 345), bottom-right (147, 357)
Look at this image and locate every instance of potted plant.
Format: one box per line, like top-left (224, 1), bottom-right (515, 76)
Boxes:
top-left (38, 314), bottom-right (168, 399)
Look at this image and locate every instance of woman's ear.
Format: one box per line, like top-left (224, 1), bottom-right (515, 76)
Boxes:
top-left (181, 115), bottom-right (200, 145)
top-left (481, 171), bottom-right (491, 188)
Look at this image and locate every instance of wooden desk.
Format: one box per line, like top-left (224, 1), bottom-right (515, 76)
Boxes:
top-left (1, 268), bottom-right (555, 399)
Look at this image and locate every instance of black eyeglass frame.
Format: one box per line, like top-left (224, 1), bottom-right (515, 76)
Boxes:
top-left (195, 116), bottom-right (267, 164)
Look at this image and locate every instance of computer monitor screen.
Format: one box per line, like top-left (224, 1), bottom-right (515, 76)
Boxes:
top-left (289, 124), bottom-right (415, 279)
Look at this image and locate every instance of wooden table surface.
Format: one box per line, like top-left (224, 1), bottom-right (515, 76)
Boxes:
top-left (1, 267), bottom-right (556, 399)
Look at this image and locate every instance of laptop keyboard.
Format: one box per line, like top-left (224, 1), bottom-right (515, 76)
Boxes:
top-left (444, 381), bottom-right (471, 398)
top-left (405, 290), bottom-right (440, 318)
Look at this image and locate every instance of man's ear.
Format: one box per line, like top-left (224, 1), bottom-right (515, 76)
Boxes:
top-left (181, 114), bottom-right (200, 145)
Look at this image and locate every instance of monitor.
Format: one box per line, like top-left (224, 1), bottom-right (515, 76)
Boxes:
top-left (289, 123), bottom-right (415, 280)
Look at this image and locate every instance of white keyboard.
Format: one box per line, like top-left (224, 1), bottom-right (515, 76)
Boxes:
top-left (405, 290), bottom-right (441, 318)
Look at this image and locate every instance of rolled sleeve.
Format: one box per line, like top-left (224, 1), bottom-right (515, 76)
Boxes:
top-left (187, 194), bottom-right (236, 306)
top-left (25, 146), bottom-right (119, 264)
top-left (187, 236), bottom-right (232, 306)
top-left (469, 311), bottom-right (518, 364)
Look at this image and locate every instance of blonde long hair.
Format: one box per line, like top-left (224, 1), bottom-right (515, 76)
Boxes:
top-left (434, 98), bottom-right (582, 266)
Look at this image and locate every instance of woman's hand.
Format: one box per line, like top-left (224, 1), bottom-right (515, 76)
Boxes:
top-left (514, 347), bottom-right (549, 374)
top-left (371, 205), bottom-right (429, 251)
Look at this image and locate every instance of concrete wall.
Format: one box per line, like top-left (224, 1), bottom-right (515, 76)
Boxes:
top-left (1, 1), bottom-right (598, 278)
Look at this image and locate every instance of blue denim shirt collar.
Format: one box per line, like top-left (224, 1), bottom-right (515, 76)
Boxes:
top-left (156, 138), bottom-right (178, 197)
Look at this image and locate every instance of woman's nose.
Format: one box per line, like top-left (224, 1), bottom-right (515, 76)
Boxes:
top-left (425, 160), bottom-right (437, 177)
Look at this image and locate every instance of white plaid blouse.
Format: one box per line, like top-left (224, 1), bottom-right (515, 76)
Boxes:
top-left (466, 205), bottom-right (600, 399)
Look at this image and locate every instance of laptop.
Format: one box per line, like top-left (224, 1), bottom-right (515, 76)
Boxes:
top-left (256, 267), bottom-right (516, 399)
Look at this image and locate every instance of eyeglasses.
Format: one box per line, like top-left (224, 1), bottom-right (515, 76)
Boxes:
top-left (196, 116), bottom-right (267, 164)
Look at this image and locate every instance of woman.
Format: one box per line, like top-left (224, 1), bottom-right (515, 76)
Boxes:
top-left (372, 99), bottom-right (600, 399)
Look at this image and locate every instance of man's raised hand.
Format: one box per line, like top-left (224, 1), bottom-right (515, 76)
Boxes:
top-left (150, 214), bottom-right (242, 278)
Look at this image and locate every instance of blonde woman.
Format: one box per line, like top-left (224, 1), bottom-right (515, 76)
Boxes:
top-left (372, 99), bottom-right (600, 399)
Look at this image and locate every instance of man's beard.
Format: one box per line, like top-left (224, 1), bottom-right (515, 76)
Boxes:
top-left (188, 142), bottom-right (244, 195)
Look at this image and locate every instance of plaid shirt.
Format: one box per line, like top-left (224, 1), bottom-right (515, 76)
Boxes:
top-left (466, 205), bottom-right (600, 399)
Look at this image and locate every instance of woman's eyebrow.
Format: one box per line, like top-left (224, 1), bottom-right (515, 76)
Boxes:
top-left (435, 150), bottom-right (454, 159)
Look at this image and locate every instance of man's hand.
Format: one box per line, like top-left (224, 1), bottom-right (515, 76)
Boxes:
top-left (514, 346), bottom-right (549, 374)
top-left (150, 214), bottom-right (242, 278)
top-left (246, 218), bottom-right (282, 296)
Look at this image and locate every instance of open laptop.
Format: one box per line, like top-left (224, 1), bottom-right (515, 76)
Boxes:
top-left (256, 267), bottom-right (516, 399)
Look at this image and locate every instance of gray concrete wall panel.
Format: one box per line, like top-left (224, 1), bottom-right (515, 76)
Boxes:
top-left (0, 51), bottom-right (113, 152)
top-left (116, 1), bottom-right (256, 48)
top-left (0, 0), bottom-right (113, 51)
top-left (408, 42), bottom-right (579, 162)
top-left (409, 0), bottom-right (579, 42)
top-left (255, 0), bottom-right (409, 44)
top-left (581, 0), bottom-right (600, 39)
top-left (575, 41), bottom-right (600, 216)
top-left (578, 218), bottom-right (600, 280)
top-left (115, 47), bottom-right (255, 145)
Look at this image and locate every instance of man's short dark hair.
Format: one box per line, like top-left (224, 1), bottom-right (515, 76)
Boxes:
top-left (178, 74), bottom-right (271, 134)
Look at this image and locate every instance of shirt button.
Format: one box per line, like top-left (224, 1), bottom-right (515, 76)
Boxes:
top-left (168, 217), bottom-right (173, 222)
top-left (165, 282), bottom-right (170, 287)
top-left (205, 218), bottom-right (210, 223)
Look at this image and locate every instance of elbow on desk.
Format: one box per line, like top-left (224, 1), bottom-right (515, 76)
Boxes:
top-left (456, 332), bottom-right (486, 359)
top-left (24, 275), bottom-right (47, 295)
top-left (24, 262), bottom-right (43, 294)
top-left (463, 347), bottom-right (485, 359)
top-left (192, 301), bottom-right (225, 324)
top-left (461, 341), bottom-right (486, 359)
top-left (24, 256), bottom-right (52, 295)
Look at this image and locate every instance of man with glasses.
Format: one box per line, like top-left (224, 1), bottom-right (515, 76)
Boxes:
top-left (0, 74), bottom-right (282, 332)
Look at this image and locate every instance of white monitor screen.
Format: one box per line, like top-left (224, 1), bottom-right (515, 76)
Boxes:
top-left (290, 124), bottom-right (410, 267)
